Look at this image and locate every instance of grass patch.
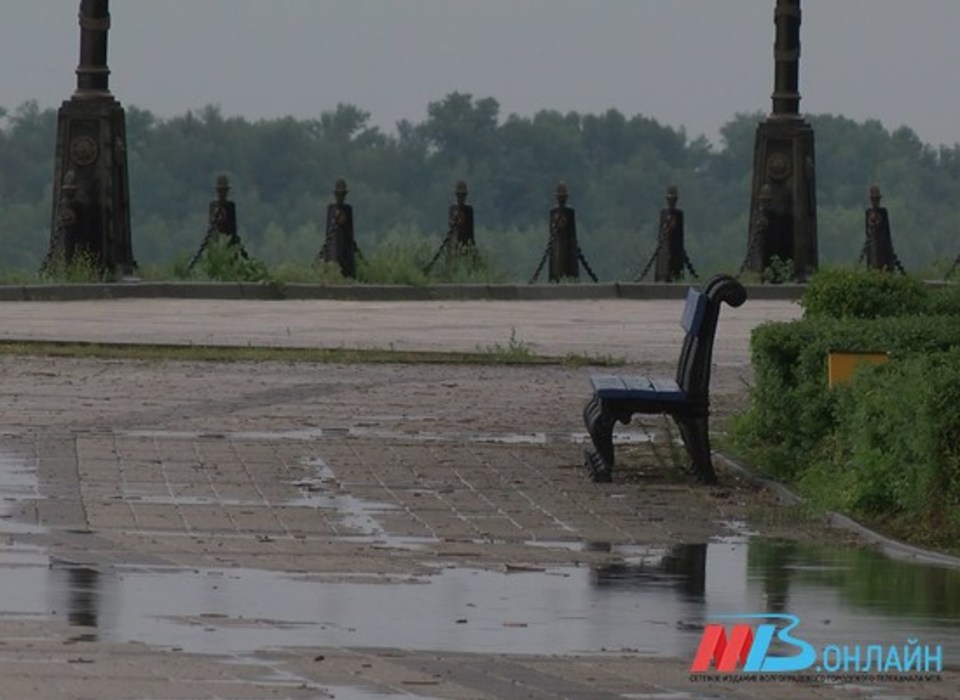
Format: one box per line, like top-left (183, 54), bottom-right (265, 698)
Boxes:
top-left (0, 269), bottom-right (34, 285)
top-left (0, 339), bottom-right (559, 366)
top-left (475, 327), bottom-right (534, 360)
top-left (40, 250), bottom-right (104, 283)
top-left (560, 351), bottom-right (625, 368)
top-left (0, 339), bottom-right (625, 367)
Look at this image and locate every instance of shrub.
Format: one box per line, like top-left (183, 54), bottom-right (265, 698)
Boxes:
top-left (800, 267), bottom-right (929, 319)
top-left (425, 243), bottom-right (503, 284)
top-left (191, 237), bottom-right (270, 282)
top-left (926, 282), bottom-right (960, 316)
top-left (732, 314), bottom-right (960, 480)
top-left (763, 255), bottom-right (795, 284)
top-left (354, 232), bottom-right (503, 285)
top-left (802, 349), bottom-right (960, 546)
top-left (356, 232), bottom-right (432, 286)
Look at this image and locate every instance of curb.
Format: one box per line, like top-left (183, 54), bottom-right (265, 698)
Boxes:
top-left (0, 281), bottom-right (807, 303)
top-left (715, 451), bottom-right (960, 570)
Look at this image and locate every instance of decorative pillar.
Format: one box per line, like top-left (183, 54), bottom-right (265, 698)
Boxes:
top-left (47, 0), bottom-right (136, 277)
top-left (745, 0), bottom-right (817, 281)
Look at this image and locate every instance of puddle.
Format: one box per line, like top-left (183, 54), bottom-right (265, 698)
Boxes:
top-left (0, 539), bottom-right (952, 663)
top-left (0, 448), bottom-right (43, 535)
top-left (0, 451), bottom-right (38, 502)
top-left (323, 689), bottom-right (436, 700)
top-left (287, 459), bottom-right (399, 535)
top-left (121, 427), bottom-right (654, 446)
top-left (1, 446), bottom-right (957, 667)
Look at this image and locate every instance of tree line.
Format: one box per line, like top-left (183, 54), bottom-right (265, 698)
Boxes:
top-left (1, 93), bottom-right (959, 280)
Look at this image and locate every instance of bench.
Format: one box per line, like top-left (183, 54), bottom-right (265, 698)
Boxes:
top-left (583, 274), bottom-right (747, 484)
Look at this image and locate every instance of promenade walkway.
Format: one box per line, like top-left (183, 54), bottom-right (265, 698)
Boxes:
top-left (0, 296), bottom-right (954, 700)
top-left (0, 297), bottom-right (798, 363)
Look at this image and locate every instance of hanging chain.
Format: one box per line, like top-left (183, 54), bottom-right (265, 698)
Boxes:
top-left (633, 237), bottom-right (663, 282)
top-left (529, 222), bottom-right (557, 284)
top-left (529, 240), bottom-right (552, 284)
top-left (892, 254), bottom-right (906, 275)
top-left (422, 239), bottom-right (448, 275)
top-left (737, 228), bottom-right (762, 279)
top-left (946, 254), bottom-right (960, 280)
top-left (577, 249), bottom-right (600, 283)
top-left (683, 253), bottom-right (700, 281)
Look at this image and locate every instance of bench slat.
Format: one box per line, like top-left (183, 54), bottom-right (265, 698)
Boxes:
top-left (649, 377), bottom-right (685, 396)
top-left (622, 376), bottom-right (656, 393)
top-left (591, 374), bottom-right (686, 401)
top-left (590, 375), bottom-right (628, 394)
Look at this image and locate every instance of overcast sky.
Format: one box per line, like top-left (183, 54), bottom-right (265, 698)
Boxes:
top-left (2, 1), bottom-right (958, 147)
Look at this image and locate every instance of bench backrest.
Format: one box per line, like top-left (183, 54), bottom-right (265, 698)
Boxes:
top-left (674, 275), bottom-right (748, 401)
top-left (679, 288), bottom-right (707, 335)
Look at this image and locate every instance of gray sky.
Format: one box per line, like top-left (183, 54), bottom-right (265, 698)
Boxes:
top-left (3, 1), bottom-right (958, 147)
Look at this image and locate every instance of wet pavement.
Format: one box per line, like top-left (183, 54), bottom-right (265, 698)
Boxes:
top-left (0, 297), bottom-right (956, 699)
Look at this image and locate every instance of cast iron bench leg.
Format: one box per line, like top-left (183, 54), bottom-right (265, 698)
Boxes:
top-left (583, 396), bottom-right (616, 483)
top-left (675, 414), bottom-right (717, 484)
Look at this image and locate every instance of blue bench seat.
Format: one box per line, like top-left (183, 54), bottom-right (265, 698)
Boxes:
top-left (589, 375), bottom-right (686, 402)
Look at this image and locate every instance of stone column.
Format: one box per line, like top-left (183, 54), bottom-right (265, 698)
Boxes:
top-left (47, 0), bottom-right (136, 277)
top-left (744, 0), bottom-right (817, 281)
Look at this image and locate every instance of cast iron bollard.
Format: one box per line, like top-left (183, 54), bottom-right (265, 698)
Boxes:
top-left (861, 186), bottom-right (905, 274)
top-left (189, 175), bottom-right (249, 268)
top-left (424, 180), bottom-right (476, 274)
top-left (656, 185), bottom-right (686, 282)
top-left (636, 186), bottom-right (699, 282)
top-left (548, 182), bottom-right (579, 282)
top-left (530, 182), bottom-right (598, 283)
top-left (318, 178), bottom-right (359, 279)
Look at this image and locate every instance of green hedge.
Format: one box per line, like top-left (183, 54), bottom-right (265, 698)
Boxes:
top-left (800, 268), bottom-right (930, 319)
top-left (927, 282), bottom-right (960, 316)
top-left (734, 314), bottom-right (960, 480)
top-left (800, 267), bottom-right (960, 319)
top-left (803, 350), bottom-right (960, 545)
top-left (733, 268), bottom-right (960, 549)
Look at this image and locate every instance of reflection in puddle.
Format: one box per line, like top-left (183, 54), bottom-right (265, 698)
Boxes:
top-left (0, 540), bottom-right (952, 663)
top-left (64, 565), bottom-right (101, 630)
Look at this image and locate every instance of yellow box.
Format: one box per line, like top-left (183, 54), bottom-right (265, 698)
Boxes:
top-left (827, 350), bottom-right (890, 388)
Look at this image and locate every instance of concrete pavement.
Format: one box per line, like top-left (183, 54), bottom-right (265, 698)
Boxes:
top-left (0, 297), bottom-right (801, 363)
top-left (0, 295), bottom-right (955, 700)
